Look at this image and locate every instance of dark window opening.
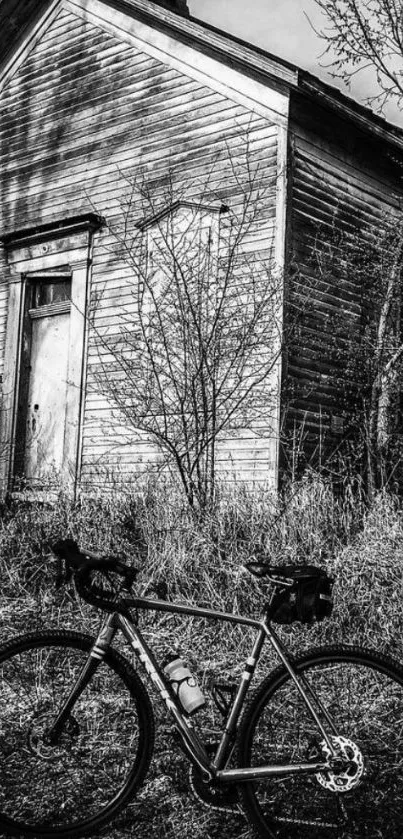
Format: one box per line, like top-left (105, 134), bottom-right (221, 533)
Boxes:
top-left (32, 278), bottom-right (71, 309)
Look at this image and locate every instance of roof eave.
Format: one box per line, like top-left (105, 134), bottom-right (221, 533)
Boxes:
top-left (109, 1), bottom-right (403, 148)
top-left (298, 71), bottom-right (403, 152)
top-left (1, 0), bottom-right (403, 150)
top-left (95, 0), bottom-right (300, 88)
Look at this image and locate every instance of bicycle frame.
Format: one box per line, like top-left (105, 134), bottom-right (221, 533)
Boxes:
top-left (50, 594), bottom-right (339, 783)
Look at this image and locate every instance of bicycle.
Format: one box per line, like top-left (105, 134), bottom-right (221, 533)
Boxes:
top-left (0, 539), bottom-right (402, 839)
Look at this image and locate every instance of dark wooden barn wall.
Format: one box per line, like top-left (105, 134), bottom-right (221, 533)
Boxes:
top-left (284, 93), bottom-right (403, 471)
top-left (0, 7), bottom-right (280, 485)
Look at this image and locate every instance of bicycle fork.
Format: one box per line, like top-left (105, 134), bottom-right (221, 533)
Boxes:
top-left (45, 615), bottom-right (117, 743)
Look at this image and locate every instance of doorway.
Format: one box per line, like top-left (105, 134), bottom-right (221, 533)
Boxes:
top-left (14, 274), bottom-right (72, 487)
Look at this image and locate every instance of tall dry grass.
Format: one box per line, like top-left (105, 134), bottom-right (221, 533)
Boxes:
top-left (0, 475), bottom-right (402, 670)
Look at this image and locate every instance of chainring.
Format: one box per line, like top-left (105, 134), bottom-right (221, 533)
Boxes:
top-left (189, 744), bottom-right (239, 812)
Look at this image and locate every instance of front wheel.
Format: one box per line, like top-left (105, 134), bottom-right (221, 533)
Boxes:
top-left (0, 630), bottom-right (155, 839)
top-left (237, 645), bottom-right (403, 838)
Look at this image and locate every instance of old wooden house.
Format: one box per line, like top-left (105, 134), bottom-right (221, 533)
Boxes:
top-left (1, 0), bottom-right (403, 496)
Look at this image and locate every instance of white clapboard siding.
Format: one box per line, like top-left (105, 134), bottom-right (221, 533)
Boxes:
top-left (0, 5), bottom-right (282, 487)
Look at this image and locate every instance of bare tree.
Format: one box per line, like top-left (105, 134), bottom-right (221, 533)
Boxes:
top-left (90, 149), bottom-right (283, 510)
top-left (313, 0), bottom-right (403, 111)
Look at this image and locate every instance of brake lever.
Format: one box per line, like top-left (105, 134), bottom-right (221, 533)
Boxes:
top-left (52, 539), bottom-right (84, 587)
top-left (52, 539), bottom-right (139, 599)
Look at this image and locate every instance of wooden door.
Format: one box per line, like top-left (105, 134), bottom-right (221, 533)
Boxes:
top-left (24, 310), bottom-right (70, 482)
top-left (14, 276), bottom-right (72, 487)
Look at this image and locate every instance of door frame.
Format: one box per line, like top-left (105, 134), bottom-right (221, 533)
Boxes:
top-left (0, 214), bottom-right (103, 497)
top-left (14, 274), bottom-right (72, 483)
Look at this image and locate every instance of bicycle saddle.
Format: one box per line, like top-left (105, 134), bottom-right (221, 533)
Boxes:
top-left (245, 562), bottom-right (324, 587)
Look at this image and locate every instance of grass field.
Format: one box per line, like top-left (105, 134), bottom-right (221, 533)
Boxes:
top-left (0, 477), bottom-right (402, 838)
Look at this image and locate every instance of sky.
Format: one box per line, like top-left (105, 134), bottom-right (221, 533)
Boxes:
top-left (188, 0), bottom-right (403, 128)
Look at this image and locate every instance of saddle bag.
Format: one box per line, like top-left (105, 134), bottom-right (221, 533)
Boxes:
top-left (268, 566), bottom-right (334, 625)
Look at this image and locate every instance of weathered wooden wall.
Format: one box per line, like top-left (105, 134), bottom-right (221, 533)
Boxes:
top-left (282, 92), bottom-right (403, 473)
top-left (0, 4), bottom-right (282, 488)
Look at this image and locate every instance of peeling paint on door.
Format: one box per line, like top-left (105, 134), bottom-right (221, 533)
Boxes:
top-left (24, 311), bottom-right (70, 482)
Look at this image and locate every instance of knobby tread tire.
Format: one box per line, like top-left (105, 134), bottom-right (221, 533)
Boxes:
top-left (0, 630), bottom-right (155, 839)
top-left (237, 644), bottom-right (403, 839)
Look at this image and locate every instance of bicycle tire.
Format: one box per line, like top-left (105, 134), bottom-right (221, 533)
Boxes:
top-left (237, 644), bottom-right (403, 839)
top-left (0, 629), bottom-right (155, 839)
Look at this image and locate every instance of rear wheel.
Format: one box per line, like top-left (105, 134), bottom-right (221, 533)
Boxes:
top-left (0, 630), bottom-right (154, 838)
top-left (238, 645), bottom-right (403, 838)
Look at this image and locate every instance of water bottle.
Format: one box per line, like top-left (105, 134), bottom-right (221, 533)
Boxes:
top-left (163, 656), bottom-right (206, 715)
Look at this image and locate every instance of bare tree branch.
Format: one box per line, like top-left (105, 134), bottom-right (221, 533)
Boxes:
top-left (313, 0), bottom-right (403, 110)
